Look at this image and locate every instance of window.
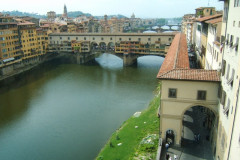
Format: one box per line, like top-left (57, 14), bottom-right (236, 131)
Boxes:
top-left (76, 37), bottom-right (78, 40)
top-left (169, 38), bottom-right (171, 41)
top-left (1, 43), bottom-right (6, 47)
top-left (239, 134), bottom-right (240, 145)
top-left (218, 85), bottom-right (222, 98)
top-left (224, 98), bottom-right (230, 116)
top-left (233, 21), bottom-right (236, 27)
top-left (232, 37), bottom-right (239, 51)
top-left (230, 35), bottom-right (234, 47)
top-left (226, 34), bottom-right (229, 45)
top-left (158, 38), bottom-right (161, 41)
top-left (148, 38), bottom-right (151, 41)
top-left (138, 38), bottom-right (141, 41)
top-left (197, 90), bottom-right (206, 100)
top-left (226, 64), bottom-right (230, 80)
top-left (60, 37), bottom-right (62, 40)
top-left (234, 0), bottom-right (240, 7)
top-left (93, 37), bottom-right (95, 40)
top-left (168, 88), bottom-right (177, 98)
top-left (222, 60), bottom-right (226, 76)
top-left (221, 90), bottom-right (226, 105)
top-left (227, 69), bottom-right (235, 87)
top-left (68, 37), bottom-right (70, 40)
top-left (101, 37), bottom-right (104, 40)
top-left (2, 49), bottom-right (7, 53)
top-left (84, 37), bottom-right (86, 40)
top-left (110, 37), bottom-right (112, 40)
top-left (197, 24), bottom-right (201, 31)
top-left (119, 38), bottom-right (122, 41)
top-left (129, 38), bottom-right (131, 41)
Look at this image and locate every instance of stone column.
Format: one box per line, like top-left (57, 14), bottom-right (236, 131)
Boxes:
top-left (123, 53), bottom-right (138, 66)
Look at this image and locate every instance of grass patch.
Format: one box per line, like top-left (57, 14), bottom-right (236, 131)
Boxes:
top-left (96, 89), bottom-right (160, 160)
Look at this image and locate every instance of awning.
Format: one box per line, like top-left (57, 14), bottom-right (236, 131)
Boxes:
top-left (3, 57), bottom-right (15, 63)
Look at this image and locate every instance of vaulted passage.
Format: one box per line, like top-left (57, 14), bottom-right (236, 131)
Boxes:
top-left (181, 106), bottom-right (216, 160)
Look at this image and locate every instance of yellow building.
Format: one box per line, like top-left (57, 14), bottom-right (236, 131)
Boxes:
top-left (36, 28), bottom-right (49, 55)
top-left (18, 22), bottom-right (39, 60)
top-left (0, 16), bottom-right (22, 67)
top-left (115, 41), bottom-right (166, 54)
top-left (71, 40), bottom-right (90, 53)
top-left (67, 23), bottom-right (77, 33)
top-left (195, 7), bottom-right (216, 18)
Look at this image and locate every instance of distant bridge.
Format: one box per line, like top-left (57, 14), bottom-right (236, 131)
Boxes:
top-left (158, 24), bottom-right (181, 32)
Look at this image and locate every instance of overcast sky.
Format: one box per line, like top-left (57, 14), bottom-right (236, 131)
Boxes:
top-left (1, 0), bottom-right (223, 18)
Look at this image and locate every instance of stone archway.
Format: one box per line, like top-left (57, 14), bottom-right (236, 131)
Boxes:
top-left (107, 42), bottom-right (115, 51)
top-left (99, 42), bottom-right (107, 50)
top-left (181, 105), bottom-right (217, 159)
top-left (166, 129), bottom-right (176, 146)
top-left (91, 42), bottom-right (98, 50)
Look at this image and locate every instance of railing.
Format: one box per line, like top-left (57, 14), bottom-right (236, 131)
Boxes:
top-left (156, 138), bottom-right (163, 160)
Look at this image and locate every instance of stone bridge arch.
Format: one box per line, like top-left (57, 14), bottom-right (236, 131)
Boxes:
top-left (91, 42), bottom-right (98, 50)
top-left (99, 42), bottom-right (107, 49)
top-left (107, 42), bottom-right (115, 50)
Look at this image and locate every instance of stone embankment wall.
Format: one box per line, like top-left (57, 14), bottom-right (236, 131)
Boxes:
top-left (0, 52), bottom-right (97, 83)
top-left (0, 53), bottom-right (58, 82)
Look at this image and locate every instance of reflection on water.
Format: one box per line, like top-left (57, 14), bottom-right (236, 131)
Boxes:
top-left (0, 53), bottom-right (164, 160)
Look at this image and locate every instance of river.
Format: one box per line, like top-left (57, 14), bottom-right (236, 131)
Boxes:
top-left (0, 53), bottom-right (164, 160)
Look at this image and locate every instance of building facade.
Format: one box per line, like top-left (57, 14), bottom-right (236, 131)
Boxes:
top-left (216, 0), bottom-right (240, 160)
top-left (0, 16), bottom-right (22, 67)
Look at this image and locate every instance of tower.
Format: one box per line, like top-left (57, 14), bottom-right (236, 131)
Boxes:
top-left (131, 13), bottom-right (135, 19)
top-left (63, 4), bottom-right (67, 18)
top-left (104, 15), bottom-right (108, 25)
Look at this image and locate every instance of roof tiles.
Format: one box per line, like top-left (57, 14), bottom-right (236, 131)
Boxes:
top-left (157, 69), bottom-right (220, 82)
top-left (196, 14), bottom-right (222, 22)
top-left (157, 33), bottom-right (220, 82)
top-left (205, 17), bottom-right (222, 24)
top-left (157, 33), bottom-right (189, 76)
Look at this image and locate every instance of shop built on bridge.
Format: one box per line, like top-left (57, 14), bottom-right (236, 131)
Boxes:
top-left (48, 32), bottom-right (176, 66)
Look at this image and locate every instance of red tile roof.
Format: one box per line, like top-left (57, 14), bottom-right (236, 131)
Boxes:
top-left (196, 14), bottom-right (222, 22)
top-left (196, 7), bottom-right (215, 10)
top-left (41, 24), bottom-right (50, 28)
top-left (17, 21), bottom-right (35, 25)
top-left (205, 17), bottom-right (222, 24)
top-left (157, 33), bottom-right (189, 76)
top-left (157, 69), bottom-right (220, 82)
top-left (0, 22), bottom-right (17, 25)
top-left (157, 33), bottom-right (220, 82)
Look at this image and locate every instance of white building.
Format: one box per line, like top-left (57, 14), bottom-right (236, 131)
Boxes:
top-left (205, 15), bottom-right (223, 70)
top-left (216, 0), bottom-right (240, 160)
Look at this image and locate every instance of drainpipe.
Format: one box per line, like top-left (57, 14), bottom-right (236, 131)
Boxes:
top-left (227, 80), bottom-right (240, 160)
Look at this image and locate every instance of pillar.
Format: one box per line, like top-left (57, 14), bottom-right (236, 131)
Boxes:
top-left (123, 53), bottom-right (138, 66)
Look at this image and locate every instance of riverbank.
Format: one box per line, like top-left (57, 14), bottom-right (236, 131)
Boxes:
top-left (0, 53), bottom-right (59, 82)
top-left (96, 86), bottom-right (160, 160)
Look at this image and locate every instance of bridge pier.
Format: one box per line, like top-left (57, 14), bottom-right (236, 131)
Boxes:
top-left (123, 53), bottom-right (138, 66)
top-left (76, 53), bottom-right (96, 64)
